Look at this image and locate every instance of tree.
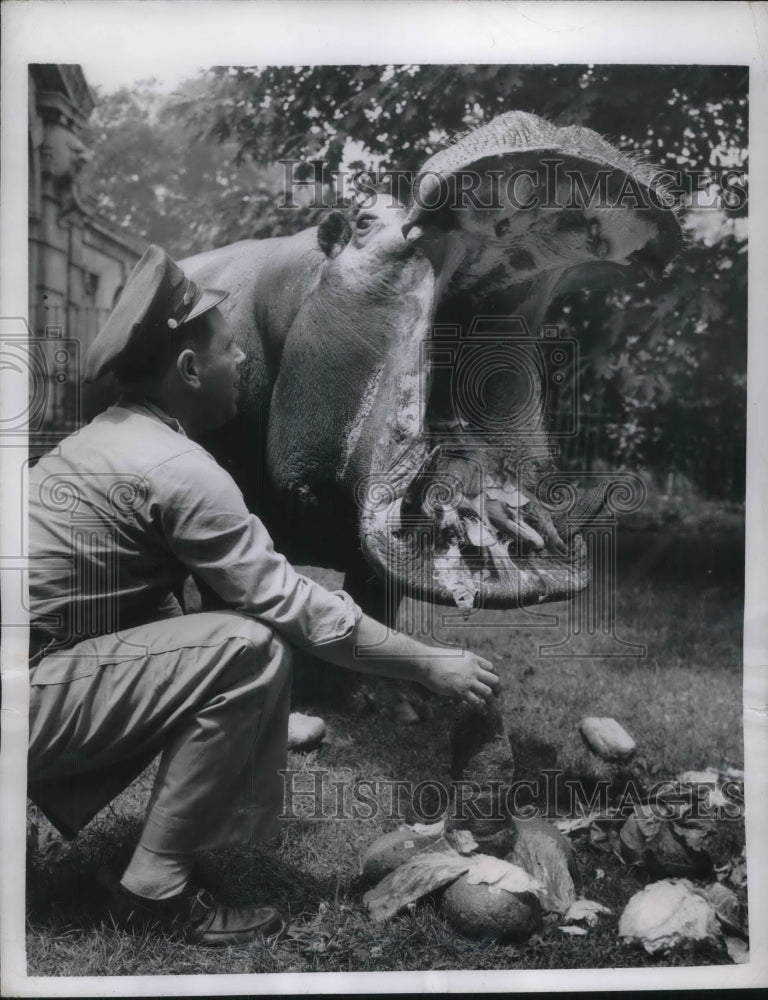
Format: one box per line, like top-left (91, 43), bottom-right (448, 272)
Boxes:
top-left (84, 79), bottom-right (298, 258)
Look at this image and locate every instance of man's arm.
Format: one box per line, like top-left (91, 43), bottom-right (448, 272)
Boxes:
top-left (311, 612), bottom-right (500, 709)
top-left (155, 450), bottom-right (499, 706)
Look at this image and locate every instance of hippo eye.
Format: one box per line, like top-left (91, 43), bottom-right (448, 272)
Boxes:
top-left (356, 213), bottom-right (375, 232)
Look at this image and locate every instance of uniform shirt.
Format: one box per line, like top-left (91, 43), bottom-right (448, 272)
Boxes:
top-left (28, 396), bottom-right (362, 651)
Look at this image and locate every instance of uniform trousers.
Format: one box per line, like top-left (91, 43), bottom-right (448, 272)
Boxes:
top-left (28, 612), bottom-right (293, 854)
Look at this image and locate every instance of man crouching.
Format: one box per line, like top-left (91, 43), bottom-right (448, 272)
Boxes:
top-left (27, 245), bottom-right (499, 947)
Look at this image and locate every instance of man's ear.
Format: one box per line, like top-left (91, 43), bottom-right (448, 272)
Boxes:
top-left (176, 348), bottom-right (201, 387)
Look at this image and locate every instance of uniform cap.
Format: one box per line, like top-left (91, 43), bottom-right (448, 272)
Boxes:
top-left (84, 244), bottom-right (229, 381)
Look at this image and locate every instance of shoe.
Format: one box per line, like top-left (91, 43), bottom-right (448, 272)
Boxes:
top-left (99, 867), bottom-right (284, 946)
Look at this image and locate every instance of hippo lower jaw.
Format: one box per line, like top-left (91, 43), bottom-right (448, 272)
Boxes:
top-left (362, 496), bottom-right (589, 610)
top-left (357, 397), bottom-right (592, 611)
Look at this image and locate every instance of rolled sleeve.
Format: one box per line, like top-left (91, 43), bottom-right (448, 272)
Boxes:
top-left (307, 587), bottom-right (364, 646)
top-left (148, 450), bottom-right (363, 650)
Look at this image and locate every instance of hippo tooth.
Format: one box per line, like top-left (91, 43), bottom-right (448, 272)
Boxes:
top-left (510, 518), bottom-right (546, 551)
top-left (401, 444), bottom-right (444, 515)
top-left (422, 443), bottom-right (444, 470)
top-left (488, 538), bottom-right (515, 571)
top-left (434, 543), bottom-right (478, 610)
top-left (384, 438), bottom-right (433, 495)
top-left (484, 485), bottom-right (530, 509)
top-left (460, 513), bottom-right (497, 548)
top-left (435, 506), bottom-right (468, 545)
top-left (484, 498), bottom-right (545, 550)
top-left (525, 503), bottom-right (568, 555)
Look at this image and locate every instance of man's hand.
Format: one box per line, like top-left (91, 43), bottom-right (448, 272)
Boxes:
top-left (314, 612), bottom-right (500, 707)
top-left (418, 650), bottom-right (500, 707)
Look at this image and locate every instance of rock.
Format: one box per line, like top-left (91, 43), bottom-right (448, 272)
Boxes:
top-left (360, 827), bottom-right (446, 883)
top-left (618, 879), bottom-right (720, 954)
top-left (676, 768), bottom-right (719, 786)
top-left (287, 712), bottom-right (326, 751)
top-left (441, 872), bottom-right (541, 942)
top-left (579, 716), bottom-right (636, 760)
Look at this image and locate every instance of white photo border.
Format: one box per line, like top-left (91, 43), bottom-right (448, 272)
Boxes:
top-left (2, 0), bottom-right (767, 994)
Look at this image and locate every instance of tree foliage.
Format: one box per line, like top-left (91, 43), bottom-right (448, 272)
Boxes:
top-left (85, 79), bottom-right (291, 257)
top-left (87, 65), bottom-right (748, 500)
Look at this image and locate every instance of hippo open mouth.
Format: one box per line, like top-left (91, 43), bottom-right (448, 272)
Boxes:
top-left (186, 110), bottom-right (682, 614)
top-left (353, 112), bottom-right (682, 610)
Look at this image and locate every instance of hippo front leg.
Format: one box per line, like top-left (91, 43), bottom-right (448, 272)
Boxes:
top-left (342, 551), bottom-right (394, 626)
top-left (342, 553), bottom-right (433, 724)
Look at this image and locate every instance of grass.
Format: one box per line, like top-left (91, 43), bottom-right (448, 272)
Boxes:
top-left (25, 520), bottom-right (747, 976)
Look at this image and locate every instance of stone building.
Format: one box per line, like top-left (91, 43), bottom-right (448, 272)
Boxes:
top-left (28, 64), bottom-right (142, 443)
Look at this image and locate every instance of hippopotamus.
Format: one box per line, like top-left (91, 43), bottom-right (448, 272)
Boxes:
top-left (182, 111), bottom-right (682, 640)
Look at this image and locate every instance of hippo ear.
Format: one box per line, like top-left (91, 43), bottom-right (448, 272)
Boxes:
top-left (317, 211), bottom-right (352, 259)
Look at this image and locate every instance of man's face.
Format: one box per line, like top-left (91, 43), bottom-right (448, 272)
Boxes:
top-left (193, 308), bottom-right (246, 431)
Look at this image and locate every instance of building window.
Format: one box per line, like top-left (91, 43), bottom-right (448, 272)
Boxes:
top-left (83, 270), bottom-right (99, 301)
